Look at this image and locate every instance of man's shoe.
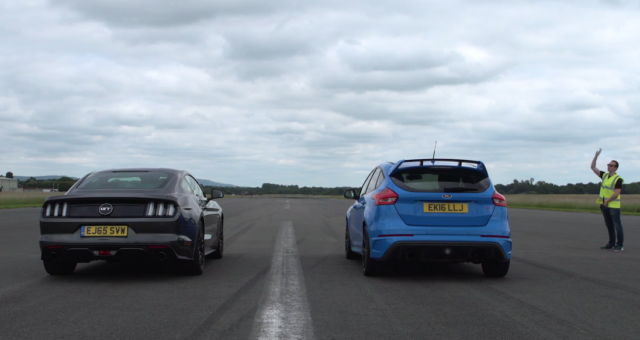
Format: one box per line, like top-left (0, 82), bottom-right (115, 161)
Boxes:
top-left (613, 246), bottom-right (624, 251)
top-left (600, 244), bottom-right (614, 250)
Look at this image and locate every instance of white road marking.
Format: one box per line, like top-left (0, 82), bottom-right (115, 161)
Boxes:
top-left (251, 222), bottom-right (315, 340)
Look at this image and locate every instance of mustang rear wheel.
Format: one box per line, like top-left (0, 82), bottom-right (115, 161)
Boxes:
top-left (184, 222), bottom-right (205, 275)
top-left (362, 227), bottom-right (379, 276)
top-left (43, 261), bottom-right (76, 275)
top-left (209, 222), bottom-right (224, 259)
top-left (481, 260), bottom-right (510, 278)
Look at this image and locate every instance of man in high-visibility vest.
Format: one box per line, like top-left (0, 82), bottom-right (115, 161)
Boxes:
top-left (591, 149), bottom-right (624, 251)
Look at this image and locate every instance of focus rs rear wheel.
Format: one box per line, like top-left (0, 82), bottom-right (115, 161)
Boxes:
top-left (43, 261), bottom-right (76, 275)
top-left (482, 260), bottom-right (510, 278)
top-left (345, 224), bottom-right (357, 260)
top-left (362, 227), bottom-right (379, 276)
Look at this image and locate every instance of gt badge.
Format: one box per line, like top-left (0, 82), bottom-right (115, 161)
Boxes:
top-left (99, 203), bottom-right (114, 216)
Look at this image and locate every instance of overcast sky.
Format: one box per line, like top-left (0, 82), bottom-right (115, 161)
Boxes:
top-left (1, 0), bottom-right (639, 187)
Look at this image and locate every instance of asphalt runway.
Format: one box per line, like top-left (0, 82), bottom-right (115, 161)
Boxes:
top-left (1, 198), bottom-right (639, 340)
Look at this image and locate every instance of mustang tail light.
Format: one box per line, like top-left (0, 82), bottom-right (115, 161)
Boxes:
top-left (44, 202), bottom-right (68, 217)
top-left (44, 201), bottom-right (177, 218)
top-left (166, 204), bottom-right (176, 216)
top-left (156, 203), bottom-right (165, 216)
top-left (372, 188), bottom-right (399, 205)
top-left (146, 202), bottom-right (155, 216)
top-left (146, 202), bottom-right (176, 217)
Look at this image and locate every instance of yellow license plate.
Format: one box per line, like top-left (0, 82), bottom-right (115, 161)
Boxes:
top-left (424, 203), bottom-right (468, 213)
top-left (81, 226), bottom-right (128, 237)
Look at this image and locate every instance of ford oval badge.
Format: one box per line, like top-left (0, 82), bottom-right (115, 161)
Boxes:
top-left (442, 194), bottom-right (452, 199)
top-left (99, 203), bottom-right (114, 216)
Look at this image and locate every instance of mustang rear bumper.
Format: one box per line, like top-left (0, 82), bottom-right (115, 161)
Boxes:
top-left (41, 244), bottom-right (184, 263)
top-left (39, 215), bottom-right (197, 262)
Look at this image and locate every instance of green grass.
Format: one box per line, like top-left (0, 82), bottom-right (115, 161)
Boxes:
top-left (0, 192), bottom-right (344, 209)
top-left (220, 194), bottom-right (344, 199)
top-left (3, 192), bottom-right (640, 216)
top-left (0, 192), bottom-right (64, 209)
top-left (505, 194), bottom-right (640, 216)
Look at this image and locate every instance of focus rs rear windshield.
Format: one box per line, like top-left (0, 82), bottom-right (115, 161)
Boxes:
top-left (77, 171), bottom-right (173, 190)
top-left (390, 166), bottom-right (490, 193)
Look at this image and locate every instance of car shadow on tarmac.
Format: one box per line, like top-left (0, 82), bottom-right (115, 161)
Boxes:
top-left (346, 257), bottom-right (495, 281)
top-left (62, 260), bottom-right (217, 281)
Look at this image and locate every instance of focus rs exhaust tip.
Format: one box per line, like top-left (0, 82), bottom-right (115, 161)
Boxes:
top-left (158, 252), bottom-right (167, 261)
top-left (403, 249), bottom-right (418, 262)
top-left (471, 250), bottom-right (486, 264)
top-left (50, 252), bottom-right (58, 260)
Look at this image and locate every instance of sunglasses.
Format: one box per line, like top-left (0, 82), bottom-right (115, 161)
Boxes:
top-left (607, 164), bottom-right (616, 167)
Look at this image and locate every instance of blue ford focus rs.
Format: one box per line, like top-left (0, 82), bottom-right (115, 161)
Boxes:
top-left (344, 158), bottom-right (511, 277)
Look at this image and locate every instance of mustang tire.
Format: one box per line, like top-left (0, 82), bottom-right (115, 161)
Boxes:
top-left (184, 222), bottom-right (205, 275)
top-left (209, 222), bottom-right (224, 259)
top-left (43, 261), bottom-right (76, 276)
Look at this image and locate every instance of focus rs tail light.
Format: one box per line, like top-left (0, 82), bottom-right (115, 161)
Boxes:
top-left (492, 191), bottom-right (507, 207)
top-left (145, 202), bottom-right (176, 217)
top-left (372, 188), bottom-right (399, 205)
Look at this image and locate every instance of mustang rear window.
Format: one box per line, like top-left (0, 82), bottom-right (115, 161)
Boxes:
top-left (77, 172), bottom-right (173, 190)
top-left (390, 167), bottom-right (490, 193)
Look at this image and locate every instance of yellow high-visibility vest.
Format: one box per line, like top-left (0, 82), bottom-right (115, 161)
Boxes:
top-left (596, 173), bottom-right (622, 208)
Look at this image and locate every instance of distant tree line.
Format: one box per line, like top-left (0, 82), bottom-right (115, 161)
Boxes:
top-left (11, 176), bottom-right (640, 196)
top-left (204, 180), bottom-right (640, 196)
top-left (495, 179), bottom-right (640, 195)
top-left (204, 183), bottom-right (352, 196)
top-left (18, 177), bottom-right (77, 191)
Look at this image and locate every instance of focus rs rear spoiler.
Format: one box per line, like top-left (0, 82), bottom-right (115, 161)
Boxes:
top-left (389, 158), bottom-right (489, 177)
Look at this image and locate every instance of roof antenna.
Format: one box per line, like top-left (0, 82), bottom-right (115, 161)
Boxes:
top-left (431, 141), bottom-right (437, 164)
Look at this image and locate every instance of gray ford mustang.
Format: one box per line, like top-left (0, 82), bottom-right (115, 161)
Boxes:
top-left (39, 168), bottom-right (224, 276)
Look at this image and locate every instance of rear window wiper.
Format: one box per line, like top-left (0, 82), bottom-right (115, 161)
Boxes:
top-left (443, 187), bottom-right (479, 192)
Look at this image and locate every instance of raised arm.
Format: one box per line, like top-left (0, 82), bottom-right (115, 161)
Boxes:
top-left (591, 150), bottom-right (601, 177)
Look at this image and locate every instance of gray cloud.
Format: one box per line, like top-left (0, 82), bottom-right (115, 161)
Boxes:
top-left (1, 0), bottom-right (639, 187)
top-left (50, 0), bottom-right (301, 27)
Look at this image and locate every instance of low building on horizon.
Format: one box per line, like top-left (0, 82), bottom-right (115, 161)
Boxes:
top-left (0, 177), bottom-right (21, 192)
